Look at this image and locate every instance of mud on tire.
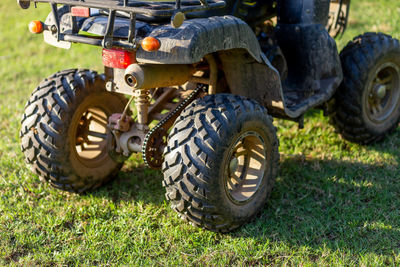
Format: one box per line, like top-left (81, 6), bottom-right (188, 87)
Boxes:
top-left (20, 69), bottom-right (127, 193)
top-left (162, 94), bottom-right (279, 232)
top-left (330, 33), bottom-right (400, 144)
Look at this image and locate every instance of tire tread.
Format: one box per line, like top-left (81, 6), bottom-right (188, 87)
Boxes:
top-left (20, 69), bottom-right (126, 193)
top-left (162, 94), bottom-right (279, 232)
top-left (329, 33), bottom-right (400, 144)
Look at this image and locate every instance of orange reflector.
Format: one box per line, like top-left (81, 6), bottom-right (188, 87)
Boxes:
top-left (71, 6), bottom-right (90, 17)
top-left (141, 37), bottom-right (161, 52)
top-left (102, 49), bottom-right (136, 69)
top-left (29, 20), bottom-right (44, 34)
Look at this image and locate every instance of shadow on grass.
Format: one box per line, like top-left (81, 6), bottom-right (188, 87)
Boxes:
top-left (89, 129), bottom-right (400, 256)
top-left (89, 165), bottom-right (165, 205)
top-left (236, 148), bottom-right (400, 255)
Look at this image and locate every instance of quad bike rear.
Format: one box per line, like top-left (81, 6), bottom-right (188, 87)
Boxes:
top-left (17, 0), bottom-right (400, 232)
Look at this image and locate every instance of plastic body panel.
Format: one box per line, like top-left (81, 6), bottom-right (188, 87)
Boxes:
top-left (77, 14), bottom-right (263, 64)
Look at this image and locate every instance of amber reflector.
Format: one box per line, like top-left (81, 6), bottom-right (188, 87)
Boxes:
top-left (29, 20), bottom-right (44, 34)
top-left (141, 37), bottom-right (161, 52)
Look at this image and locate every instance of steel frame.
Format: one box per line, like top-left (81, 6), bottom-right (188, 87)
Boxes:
top-left (23, 0), bottom-right (225, 50)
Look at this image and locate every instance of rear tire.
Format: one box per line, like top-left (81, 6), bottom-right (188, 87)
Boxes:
top-left (20, 69), bottom-right (127, 193)
top-left (330, 33), bottom-right (400, 144)
top-left (162, 94), bottom-right (279, 232)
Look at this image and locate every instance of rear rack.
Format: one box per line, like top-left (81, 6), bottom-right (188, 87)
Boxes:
top-left (20, 0), bottom-right (226, 50)
top-left (31, 0), bottom-right (226, 17)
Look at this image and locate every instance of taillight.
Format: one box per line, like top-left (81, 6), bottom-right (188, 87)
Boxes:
top-left (71, 6), bottom-right (90, 17)
top-left (28, 20), bottom-right (44, 34)
top-left (102, 49), bottom-right (136, 69)
top-left (141, 37), bottom-right (161, 52)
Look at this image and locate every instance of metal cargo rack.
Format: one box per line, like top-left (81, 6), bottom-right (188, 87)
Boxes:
top-left (18, 0), bottom-right (226, 50)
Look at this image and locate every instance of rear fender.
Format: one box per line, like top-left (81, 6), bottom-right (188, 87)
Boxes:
top-left (136, 16), bottom-right (263, 64)
top-left (217, 49), bottom-right (287, 117)
top-left (136, 16), bottom-right (288, 115)
top-left (44, 9), bottom-right (262, 65)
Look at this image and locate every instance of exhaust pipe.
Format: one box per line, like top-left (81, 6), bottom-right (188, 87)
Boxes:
top-left (124, 64), bottom-right (195, 89)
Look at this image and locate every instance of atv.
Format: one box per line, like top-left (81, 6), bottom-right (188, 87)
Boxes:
top-left (18, 0), bottom-right (400, 232)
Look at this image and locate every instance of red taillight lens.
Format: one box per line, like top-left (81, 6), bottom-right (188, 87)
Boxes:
top-left (71, 6), bottom-right (90, 17)
top-left (102, 49), bottom-right (136, 69)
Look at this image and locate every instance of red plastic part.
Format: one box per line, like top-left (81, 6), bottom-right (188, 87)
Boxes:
top-left (102, 49), bottom-right (137, 69)
top-left (71, 6), bottom-right (90, 17)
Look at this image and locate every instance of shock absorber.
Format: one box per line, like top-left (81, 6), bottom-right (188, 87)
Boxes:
top-left (134, 89), bottom-right (151, 127)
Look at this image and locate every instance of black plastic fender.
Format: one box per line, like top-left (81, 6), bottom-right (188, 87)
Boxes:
top-left (134, 16), bottom-right (289, 116)
top-left (75, 14), bottom-right (264, 64)
top-left (136, 15), bottom-right (263, 64)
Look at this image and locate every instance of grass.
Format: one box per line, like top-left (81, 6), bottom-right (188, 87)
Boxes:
top-left (1, 0), bottom-right (400, 265)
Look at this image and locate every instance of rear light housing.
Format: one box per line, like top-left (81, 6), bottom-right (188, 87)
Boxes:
top-left (71, 7), bottom-right (90, 17)
top-left (141, 37), bottom-right (161, 52)
top-left (29, 20), bottom-right (44, 34)
top-left (102, 49), bottom-right (136, 69)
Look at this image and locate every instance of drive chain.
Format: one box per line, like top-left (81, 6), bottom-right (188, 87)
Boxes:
top-left (142, 84), bottom-right (207, 169)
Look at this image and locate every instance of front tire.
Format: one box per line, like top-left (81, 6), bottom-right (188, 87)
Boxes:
top-left (20, 69), bottom-right (127, 193)
top-left (162, 94), bottom-right (279, 232)
top-left (330, 33), bottom-right (400, 144)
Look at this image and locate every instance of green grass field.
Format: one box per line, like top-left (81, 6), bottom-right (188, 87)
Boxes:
top-left (1, 0), bottom-right (400, 265)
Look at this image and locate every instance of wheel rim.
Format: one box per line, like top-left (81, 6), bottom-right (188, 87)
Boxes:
top-left (73, 107), bottom-right (109, 167)
top-left (364, 62), bottom-right (400, 125)
top-left (224, 131), bottom-right (267, 205)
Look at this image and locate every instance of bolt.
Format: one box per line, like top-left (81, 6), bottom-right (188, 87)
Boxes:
top-left (105, 40), bottom-right (113, 48)
top-left (229, 157), bottom-right (239, 176)
top-left (106, 81), bottom-right (113, 91)
top-left (376, 85), bottom-right (387, 99)
top-left (51, 25), bottom-right (57, 33)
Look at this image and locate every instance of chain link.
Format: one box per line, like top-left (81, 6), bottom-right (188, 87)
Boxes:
top-left (142, 84), bottom-right (207, 168)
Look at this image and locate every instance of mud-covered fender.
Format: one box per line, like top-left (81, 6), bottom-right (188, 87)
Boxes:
top-left (136, 16), bottom-right (286, 116)
top-left (45, 9), bottom-right (262, 65)
top-left (217, 49), bottom-right (286, 118)
top-left (136, 16), bottom-right (263, 64)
